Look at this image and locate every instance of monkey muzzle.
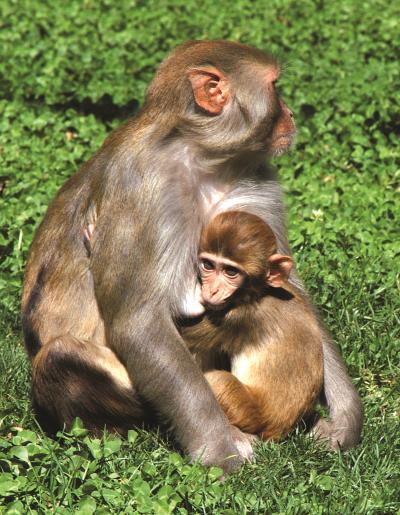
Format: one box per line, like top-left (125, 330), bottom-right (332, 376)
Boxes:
top-left (202, 293), bottom-right (231, 311)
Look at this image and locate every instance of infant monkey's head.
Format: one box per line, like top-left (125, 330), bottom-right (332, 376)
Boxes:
top-left (199, 211), bottom-right (293, 309)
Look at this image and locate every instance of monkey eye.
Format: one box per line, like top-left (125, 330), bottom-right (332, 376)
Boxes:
top-left (208, 79), bottom-right (219, 91)
top-left (224, 266), bottom-right (240, 278)
top-left (201, 259), bottom-right (215, 271)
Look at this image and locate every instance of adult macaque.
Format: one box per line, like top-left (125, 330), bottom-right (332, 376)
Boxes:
top-left (181, 211), bottom-right (323, 440)
top-left (22, 40), bottom-right (362, 473)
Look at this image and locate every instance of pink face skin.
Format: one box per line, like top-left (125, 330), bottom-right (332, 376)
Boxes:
top-left (199, 252), bottom-right (246, 309)
top-left (198, 250), bottom-right (293, 310)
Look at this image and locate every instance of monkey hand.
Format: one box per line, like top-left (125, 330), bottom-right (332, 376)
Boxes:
top-left (189, 428), bottom-right (253, 475)
top-left (229, 425), bottom-right (257, 461)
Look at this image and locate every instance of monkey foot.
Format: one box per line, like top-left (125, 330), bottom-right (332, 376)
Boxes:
top-left (310, 417), bottom-right (361, 451)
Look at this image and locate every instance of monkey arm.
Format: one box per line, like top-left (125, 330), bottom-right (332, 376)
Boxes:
top-left (88, 204), bottom-right (245, 471)
top-left (97, 301), bottom-right (245, 470)
top-left (111, 306), bottom-right (235, 449)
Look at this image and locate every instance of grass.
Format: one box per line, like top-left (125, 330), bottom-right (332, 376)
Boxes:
top-left (0, 0), bottom-right (399, 513)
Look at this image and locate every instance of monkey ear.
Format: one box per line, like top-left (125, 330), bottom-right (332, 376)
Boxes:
top-left (187, 67), bottom-right (230, 115)
top-left (266, 254), bottom-right (293, 288)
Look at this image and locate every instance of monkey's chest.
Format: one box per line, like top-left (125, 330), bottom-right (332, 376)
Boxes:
top-left (197, 177), bottom-right (231, 215)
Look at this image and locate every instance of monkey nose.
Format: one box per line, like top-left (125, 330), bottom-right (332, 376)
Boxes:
top-left (204, 289), bottom-right (225, 306)
top-left (209, 287), bottom-right (223, 300)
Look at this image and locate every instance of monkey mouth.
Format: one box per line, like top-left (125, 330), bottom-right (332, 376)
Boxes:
top-left (273, 132), bottom-right (296, 145)
top-left (270, 133), bottom-right (296, 156)
top-left (204, 300), bottom-right (229, 311)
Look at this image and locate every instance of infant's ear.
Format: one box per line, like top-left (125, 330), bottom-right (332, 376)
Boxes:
top-left (266, 254), bottom-right (293, 287)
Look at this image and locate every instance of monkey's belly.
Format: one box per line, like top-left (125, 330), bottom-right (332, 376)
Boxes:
top-left (230, 342), bottom-right (323, 409)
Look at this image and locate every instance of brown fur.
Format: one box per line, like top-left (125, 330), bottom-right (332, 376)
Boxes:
top-left (182, 211), bottom-right (324, 441)
top-left (31, 335), bottom-right (148, 435)
top-left (21, 41), bottom-right (361, 468)
top-left (22, 41), bottom-right (293, 472)
top-left (200, 210), bottom-right (276, 278)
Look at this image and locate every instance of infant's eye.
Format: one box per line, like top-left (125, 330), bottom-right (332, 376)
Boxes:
top-left (201, 259), bottom-right (215, 271)
top-left (224, 266), bottom-right (240, 278)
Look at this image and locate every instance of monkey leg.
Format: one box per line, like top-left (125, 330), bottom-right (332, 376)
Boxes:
top-left (205, 370), bottom-right (302, 442)
top-left (204, 370), bottom-right (264, 434)
top-left (31, 335), bottom-right (147, 435)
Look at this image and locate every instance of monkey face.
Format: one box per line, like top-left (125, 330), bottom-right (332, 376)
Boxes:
top-left (199, 253), bottom-right (246, 309)
top-left (269, 98), bottom-right (296, 156)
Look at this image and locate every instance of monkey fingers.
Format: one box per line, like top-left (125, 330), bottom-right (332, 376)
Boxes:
top-left (229, 424), bottom-right (258, 462)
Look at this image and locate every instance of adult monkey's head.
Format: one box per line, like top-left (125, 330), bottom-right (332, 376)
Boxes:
top-left (144, 40), bottom-right (296, 157)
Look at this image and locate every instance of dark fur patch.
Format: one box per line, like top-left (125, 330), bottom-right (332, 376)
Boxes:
top-left (22, 317), bottom-right (41, 359)
top-left (22, 266), bottom-right (46, 358)
top-left (32, 340), bottom-right (151, 435)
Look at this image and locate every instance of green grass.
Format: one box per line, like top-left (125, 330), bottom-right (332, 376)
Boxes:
top-left (0, 0), bottom-right (399, 513)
